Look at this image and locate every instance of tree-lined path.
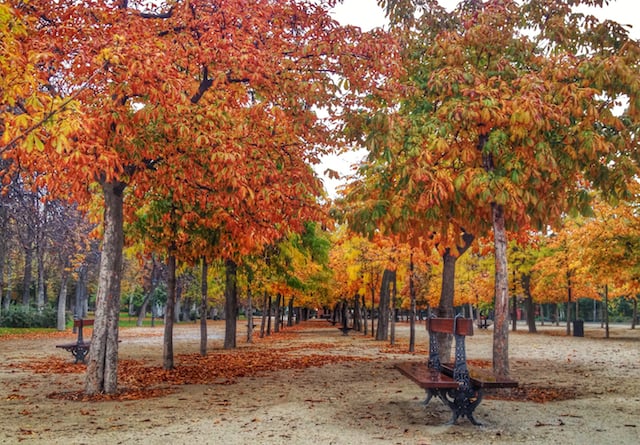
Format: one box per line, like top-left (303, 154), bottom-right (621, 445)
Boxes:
top-left (1, 320), bottom-right (639, 444)
top-left (2, 2), bottom-right (640, 442)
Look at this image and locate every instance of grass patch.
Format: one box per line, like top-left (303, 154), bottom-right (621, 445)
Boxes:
top-left (0, 327), bottom-right (59, 337)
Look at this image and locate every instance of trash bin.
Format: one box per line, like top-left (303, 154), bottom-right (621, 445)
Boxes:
top-left (573, 319), bottom-right (584, 337)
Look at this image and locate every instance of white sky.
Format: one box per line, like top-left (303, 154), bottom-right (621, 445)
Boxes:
top-left (318, 0), bottom-right (640, 198)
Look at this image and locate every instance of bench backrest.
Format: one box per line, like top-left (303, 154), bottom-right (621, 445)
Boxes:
top-left (427, 317), bottom-right (474, 336)
top-left (73, 319), bottom-right (94, 328)
top-left (73, 319), bottom-right (94, 343)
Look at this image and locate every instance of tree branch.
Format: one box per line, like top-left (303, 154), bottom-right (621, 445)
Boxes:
top-left (0, 62), bottom-right (108, 155)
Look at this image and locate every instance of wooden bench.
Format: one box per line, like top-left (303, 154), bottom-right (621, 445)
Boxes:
top-left (395, 315), bottom-right (517, 425)
top-left (56, 319), bottom-right (93, 363)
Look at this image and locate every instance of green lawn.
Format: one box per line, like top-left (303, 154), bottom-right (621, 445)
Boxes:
top-left (0, 315), bottom-right (164, 337)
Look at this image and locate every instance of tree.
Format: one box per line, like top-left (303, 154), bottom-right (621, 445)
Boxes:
top-left (3, 0), bottom-right (396, 393)
top-left (346, 0), bottom-right (640, 378)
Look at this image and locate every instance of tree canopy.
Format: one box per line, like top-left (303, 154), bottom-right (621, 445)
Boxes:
top-left (341, 0), bottom-right (640, 376)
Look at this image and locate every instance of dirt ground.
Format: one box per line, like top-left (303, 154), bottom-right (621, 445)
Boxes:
top-left (1, 319), bottom-right (639, 445)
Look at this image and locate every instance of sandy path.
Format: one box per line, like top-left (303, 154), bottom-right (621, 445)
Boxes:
top-left (1, 320), bottom-right (638, 445)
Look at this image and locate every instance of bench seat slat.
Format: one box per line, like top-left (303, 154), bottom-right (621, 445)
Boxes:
top-left (395, 362), bottom-right (460, 389)
top-left (440, 363), bottom-right (518, 388)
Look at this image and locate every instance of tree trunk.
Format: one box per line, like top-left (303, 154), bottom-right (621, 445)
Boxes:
top-left (274, 293), bottom-right (281, 333)
top-left (522, 273), bottom-right (537, 333)
top-left (246, 284), bottom-right (254, 344)
top-left (260, 292), bottom-right (268, 338)
top-left (409, 253), bottom-right (416, 353)
top-left (280, 296), bottom-right (286, 329)
top-left (492, 202), bottom-right (510, 379)
top-left (266, 293), bottom-right (272, 335)
top-left (353, 294), bottom-right (361, 332)
top-left (36, 245), bottom-right (45, 309)
top-left (22, 245), bottom-right (33, 306)
top-left (341, 298), bottom-right (349, 332)
top-left (74, 265), bottom-right (88, 319)
top-left (163, 252), bottom-right (177, 369)
top-left (362, 294), bottom-right (368, 336)
top-left (390, 270), bottom-right (397, 345)
top-left (85, 180), bottom-right (124, 395)
top-left (0, 204), bottom-right (7, 309)
top-left (2, 259), bottom-right (12, 312)
top-left (287, 297), bottom-right (294, 327)
top-left (566, 271), bottom-right (573, 336)
top-left (370, 278), bottom-right (376, 337)
top-left (632, 297), bottom-right (637, 330)
top-left (376, 269), bottom-right (393, 341)
top-left (57, 271), bottom-right (69, 331)
top-left (604, 284), bottom-right (610, 339)
top-left (200, 258), bottom-right (208, 356)
top-left (223, 259), bottom-right (238, 349)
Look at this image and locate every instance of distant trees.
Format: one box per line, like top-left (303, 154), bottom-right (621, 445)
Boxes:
top-left (0, 175), bottom-right (97, 321)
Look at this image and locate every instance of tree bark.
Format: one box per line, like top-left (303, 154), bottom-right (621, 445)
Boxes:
top-left (362, 294), bottom-right (368, 336)
top-left (522, 273), bottom-right (537, 333)
top-left (22, 245), bottom-right (33, 306)
top-left (85, 180), bottom-right (124, 395)
top-left (566, 270), bottom-right (573, 336)
top-left (223, 259), bottom-right (238, 349)
top-left (390, 270), bottom-right (397, 345)
top-left (370, 275), bottom-right (376, 337)
top-left (266, 293), bottom-right (272, 335)
top-left (632, 297), bottom-right (637, 330)
top-left (376, 269), bottom-right (393, 341)
top-left (246, 284), bottom-right (254, 344)
top-left (287, 297), bottom-right (294, 327)
top-left (36, 245), bottom-right (46, 309)
top-left (57, 271), bottom-right (69, 331)
top-left (163, 252), bottom-right (176, 370)
top-left (604, 284), bottom-right (610, 339)
top-left (0, 204), bottom-right (7, 309)
top-left (274, 293), bottom-right (281, 333)
top-left (492, 202), bottom-right (510, 379)
top-left (353, 293), bottom-right (362, 332)
top-left (409, 253), bottom-right (416, 353)
top-left (260, 291), bottom-right (268, 338)
top-left (200, 257), bottom-right (208, 356)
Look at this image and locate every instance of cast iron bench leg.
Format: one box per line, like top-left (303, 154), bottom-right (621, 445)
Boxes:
top-left (442, 387), bottom-right (483, 425)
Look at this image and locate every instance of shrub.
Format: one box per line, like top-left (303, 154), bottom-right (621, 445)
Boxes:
top-left (0, 305), bottom-right (59, 328)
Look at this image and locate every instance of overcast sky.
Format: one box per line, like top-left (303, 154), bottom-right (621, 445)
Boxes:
top-left (318, 0), bottom-right (640, 198)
